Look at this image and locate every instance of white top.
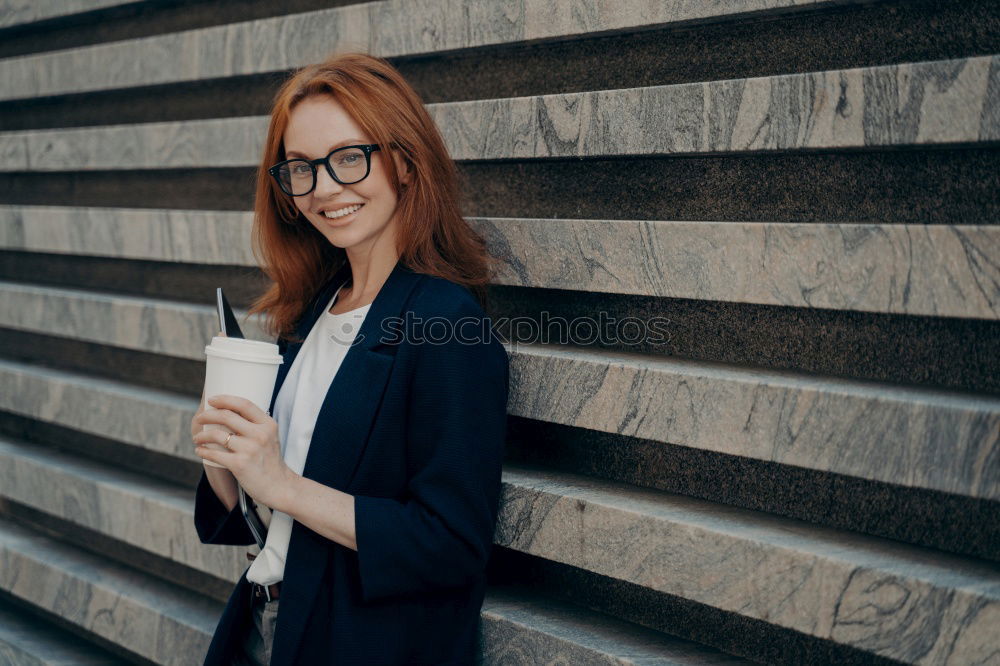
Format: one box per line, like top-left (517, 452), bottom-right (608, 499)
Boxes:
top-left (246, 281), bottom-right (371, 585)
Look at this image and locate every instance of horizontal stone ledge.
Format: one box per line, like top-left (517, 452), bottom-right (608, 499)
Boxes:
top-left (0, 0), bottom-right (874, 103)
top-left (1, 55), bottom-right (996, 170)
top-left (0, 434), bottom-right (247, 583)
top-left (0, 0), bottom-right (134, 31)
top-left (0, 593), bottom-right (131, 665)
top-left (1, 437), bottom-right (744, 664)
top-left (0, 517), bottom-right (219, 665)
top-left (0, 280), bottom-right (269, 361)
top-left (0, 340), bottom-right (997, 501)
top-left (4, 205), bottom-right (999, 320)
top-left (0, 515), bottom-right (716, 666)
top-left (0, 358), bottom-right (199, 461)
top-left (484, 217), bottom-right (1000, 321)
top-left (496, 464), bottom-right (1000, 665)
top-left (0, 205), bottom-right (255, 265)
top-left (481, 587), bottom-right (751, 665)
top-left (506, 343), bottom-right (1000, 501)
top-left (2, 434), bottom-right (995, 665)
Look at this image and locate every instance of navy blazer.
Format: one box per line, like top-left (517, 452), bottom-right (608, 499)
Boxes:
top-left (193, 259), bottom-right (509, 665)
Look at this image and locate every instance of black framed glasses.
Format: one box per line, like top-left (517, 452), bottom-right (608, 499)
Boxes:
top-left (268, 144), bottom-right (381, 196)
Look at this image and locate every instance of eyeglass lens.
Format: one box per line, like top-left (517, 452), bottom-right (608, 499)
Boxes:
top-left (275, 147), bottom-right (369, 195)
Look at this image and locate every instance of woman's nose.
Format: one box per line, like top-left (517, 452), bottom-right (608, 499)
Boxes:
top-left (314, 166), bottom-right (344, 197)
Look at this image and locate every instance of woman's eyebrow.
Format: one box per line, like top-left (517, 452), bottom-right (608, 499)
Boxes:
top-left (285, 138), bottom-right (367, 158)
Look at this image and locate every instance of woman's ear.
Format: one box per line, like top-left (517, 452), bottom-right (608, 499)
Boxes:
top-left (392, 150), bottom-right (414, 187)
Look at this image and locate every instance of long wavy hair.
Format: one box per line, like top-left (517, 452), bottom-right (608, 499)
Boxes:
top-left (246, 52), bottom-right (499, 344)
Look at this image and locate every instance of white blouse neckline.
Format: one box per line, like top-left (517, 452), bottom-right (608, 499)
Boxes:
top-left (326, 282), bottom-right (372, 317)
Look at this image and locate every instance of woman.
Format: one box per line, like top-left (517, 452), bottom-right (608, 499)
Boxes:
top-left (190, 52), bottom-right (509, 666)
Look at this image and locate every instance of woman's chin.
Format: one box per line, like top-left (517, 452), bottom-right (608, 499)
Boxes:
top-left (319, 225), bottom-right (368, 250)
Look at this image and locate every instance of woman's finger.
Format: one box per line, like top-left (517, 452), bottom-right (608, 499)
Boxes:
top-left (193, 429), bottom-right (241, 449)
top-left (195, 443), bottom-right (233, 466)
top-left (195, 406), bottom-right (250, 434)
top-left (206, 394), bottom-right (270, 425)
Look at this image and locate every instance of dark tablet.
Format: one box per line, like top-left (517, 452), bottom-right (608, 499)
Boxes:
top-left (215, 287), bottom-right (269, 549)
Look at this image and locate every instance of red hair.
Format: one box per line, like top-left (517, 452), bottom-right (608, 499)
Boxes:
top-left (247, 52), bottom-right (499, 343)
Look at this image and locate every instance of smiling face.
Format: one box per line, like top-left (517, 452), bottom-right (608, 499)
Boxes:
top-left (282, 94), bottom-right (411, 258)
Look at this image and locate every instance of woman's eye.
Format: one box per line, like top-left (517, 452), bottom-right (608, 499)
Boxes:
top-left (338, 155), bottom-right (360, 166)
top-left (291, 164), bottom-right (311, 174)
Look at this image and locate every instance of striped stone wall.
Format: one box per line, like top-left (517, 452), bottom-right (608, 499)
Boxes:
top-left (0, 1), bottom-right (997, 664)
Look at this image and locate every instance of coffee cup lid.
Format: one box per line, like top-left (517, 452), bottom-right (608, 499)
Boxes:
top-left (205, 337), bottom-right (283, 365)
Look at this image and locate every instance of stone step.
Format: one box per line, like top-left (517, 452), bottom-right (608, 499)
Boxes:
top-left (1, 433), bottom-right (996, 664)
top-left (507, 342), bottom-right (1000, 501)
top-left (496, 464), bottom-right (1000, 665)
top-left (8, 1), bottom-right (998, 133)
top-left (477, 217), bottom-right (1000, 321)
top-left (3, 147), bottom-right (994, 227)
top-left (0, 516), bottom-right (220, 665)
top-left (1, 328), bottom-right (997, 501)
top-left (0, 0), bottom-right (878, 103)
top-left (0, 433), bottom-right (247, 583)
top-left (480, 587), bottom-right (751, 665)
top-left (1, 258), bottom-right (997, 411)
top-left (0, 594), bottom-right (127, 665)
top-left (0, 1), bottom-right (387, 63)
top-left (0, 280), bottom-right (268, 360)
top-left (0, 508), bottom-right (744, 666)
top-left (2, 206), bottom-right (999, 320)
top-left (0, 358), bottom-right (198, 461)
top-left (0, 436), bottom-right (748, 665)
top-left (2, 54), bottom-right (997, 172)
top-left (0, 205), bottom-right (254, 265)
top-left (0, 0), bottom-right (137, 31)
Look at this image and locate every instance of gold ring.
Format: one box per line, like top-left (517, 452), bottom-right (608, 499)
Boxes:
top-left (224, 432), bottom-right (234, 450)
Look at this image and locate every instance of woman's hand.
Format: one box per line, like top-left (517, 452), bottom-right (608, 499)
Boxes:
top-left (192, 393), bottom-right (295, 509)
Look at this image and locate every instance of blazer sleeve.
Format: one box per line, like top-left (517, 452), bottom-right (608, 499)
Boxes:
top-left (353, 294), bottom-right (509, 603)
top-left (194, 468), bottom-right (256, 545)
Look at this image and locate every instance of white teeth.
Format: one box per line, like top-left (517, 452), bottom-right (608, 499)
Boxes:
top-left (323, 204), bottom-right (363, 219)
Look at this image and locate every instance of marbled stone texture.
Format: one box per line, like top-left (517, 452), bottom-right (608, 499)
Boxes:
top-left (0, 436), bottom-right (247, 582)
top-left (0, 358), bottom-right (198, 459)
top-left (3, 422), bottom-right (997, 665)
top-left (377, 0), bottom-right (853, 58)
top-left (0, 519), bottom-right (219, 666)
top-left (0, 600), bottom-right (125, 664)
top-left (0, 0), bottom-right (864, 102)
top-left (0, 4), bottom-right (373, 101)
top-left (1, 0), bottom-right (994, 663)
top-left (2, 56), bottom-right (996, 171)
top-left (0, 205), bottom-right (255, 265)
top-left (3, 206), bottom-right (997, 320)
top-left (472, 217), bottom-right (1000, 320)
top-left (0, 115), bottom-right (269, 172)
top-left (506, 343), bottom-right (1000, 500)
top-left (481, 588), bottom-right (751, 665)
top-left (0, 0), bottom-right (130, 29)
top-left (7, 206), bottom-right (1000, 322)
top-left (1, 326), bottom-right (996, 499)
top-left (496, 465), bottom-right (1000, 665)
top-left (0, 429), bottom-right (755, 666)
top-left (0, 281), bottom-right (271, 360)
top-left (0, 508), bottom-right (725, 665)
top-left (432, 55), bottom-right (1000, 159)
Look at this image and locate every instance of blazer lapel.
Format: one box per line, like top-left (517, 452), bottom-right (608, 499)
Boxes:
top-left (269, 257), bottom-right (426, 666)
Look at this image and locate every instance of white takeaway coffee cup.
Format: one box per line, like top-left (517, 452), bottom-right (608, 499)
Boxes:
top-left (201, 336), bottom-right (283, 468)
